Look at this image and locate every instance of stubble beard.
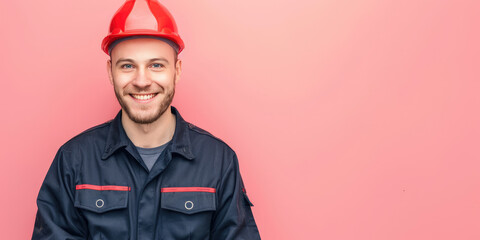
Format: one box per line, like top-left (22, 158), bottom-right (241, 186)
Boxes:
top-left (114, 79), bottom-right (176, 125)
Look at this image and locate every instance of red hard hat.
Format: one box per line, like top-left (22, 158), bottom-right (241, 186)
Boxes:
top-left (101, 0), bottom-right (185, 55)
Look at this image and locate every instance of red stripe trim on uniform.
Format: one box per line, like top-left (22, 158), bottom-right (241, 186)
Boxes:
top-left (76, 184), bottom-right (131, 191)
top-left (161, 187), bottom-right (216, 193)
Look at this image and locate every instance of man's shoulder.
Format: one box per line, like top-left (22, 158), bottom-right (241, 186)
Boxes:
top-left (185, 121), bottom-right (235, 153)
top-left (60, 120), bottom-right (112, 152)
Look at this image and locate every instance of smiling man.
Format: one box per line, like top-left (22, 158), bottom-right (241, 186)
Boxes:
top-left (109, 38), bottom-right (179, 149)
top-left (32, 1), bottom-right (261, 239)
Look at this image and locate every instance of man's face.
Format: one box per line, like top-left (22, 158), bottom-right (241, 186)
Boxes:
top-left (107, 38), bottom-right (181, 124)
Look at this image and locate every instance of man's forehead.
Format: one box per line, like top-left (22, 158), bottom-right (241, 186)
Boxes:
top-left (109, 36), bottom-right (179, 56)
top-left (110, 37), bottom-right (177, 61)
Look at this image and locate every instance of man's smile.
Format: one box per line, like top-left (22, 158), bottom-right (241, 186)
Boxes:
top-left (129, 93), bottom-right (158, 102)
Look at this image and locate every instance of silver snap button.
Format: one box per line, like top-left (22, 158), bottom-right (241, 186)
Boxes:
top-left (185, 201), bottom-right (194, 210)
top-left (96, 199), bottom-right (104, 208)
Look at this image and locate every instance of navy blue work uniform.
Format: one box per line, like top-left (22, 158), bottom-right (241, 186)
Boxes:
top-left (32, 106), bottom-right (261, 240)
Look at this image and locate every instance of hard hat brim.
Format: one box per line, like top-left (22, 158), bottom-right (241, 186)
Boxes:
top-left (101, 30), bottom-right (185, 55)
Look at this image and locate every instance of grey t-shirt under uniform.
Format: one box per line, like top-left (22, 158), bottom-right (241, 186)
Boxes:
top-left (136, 141), bottom-right (169, 171)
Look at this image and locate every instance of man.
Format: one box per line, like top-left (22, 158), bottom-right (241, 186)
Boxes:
top-left (32, 0), bottom-right (261, 239)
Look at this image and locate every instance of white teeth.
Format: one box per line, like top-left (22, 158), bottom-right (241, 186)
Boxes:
top-left (132, 94), bottom-right (155, 100)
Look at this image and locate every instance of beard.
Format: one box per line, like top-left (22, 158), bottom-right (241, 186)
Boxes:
top-left (114, 79), bottom-right (176, 125)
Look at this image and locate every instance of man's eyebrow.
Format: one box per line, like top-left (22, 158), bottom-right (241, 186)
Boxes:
top-left (115, 58), bottom-right (134, 66)
top-left (150, 58), bottom-right (169, 64)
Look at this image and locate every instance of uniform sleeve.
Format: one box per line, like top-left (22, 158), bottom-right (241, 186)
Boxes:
top-left (32, 148), bottom-right (88, 240)
top-left (211, 153), bottom-right (261, 240)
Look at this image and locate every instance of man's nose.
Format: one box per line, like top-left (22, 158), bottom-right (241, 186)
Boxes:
top-left (132, 68), bottom-right (152, 88)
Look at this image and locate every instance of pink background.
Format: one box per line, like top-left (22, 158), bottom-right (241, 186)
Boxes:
top-left (1, 0), bottom-right (479, 239)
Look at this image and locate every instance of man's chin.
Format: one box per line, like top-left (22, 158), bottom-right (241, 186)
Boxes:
top-left (116, 88), bottom-right (174, 125)
top-left (124, 110), bottom-right (162, 125)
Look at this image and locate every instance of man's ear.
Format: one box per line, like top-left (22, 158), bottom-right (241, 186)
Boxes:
top-left (107, 59), bottom-right (113, 85)
top-left (175, 59), bottom-right (182, 84)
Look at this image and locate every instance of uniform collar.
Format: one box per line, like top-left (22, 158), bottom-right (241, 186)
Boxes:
top-left (102, 106), bottom-right (195, 160)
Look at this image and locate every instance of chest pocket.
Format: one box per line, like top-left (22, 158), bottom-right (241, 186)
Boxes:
top-left (74, 184), bottom-right (129, 213)
top-left (74, 185), bottom-right (130, 239)
top-left (160, 187), bottom-right (216, 214)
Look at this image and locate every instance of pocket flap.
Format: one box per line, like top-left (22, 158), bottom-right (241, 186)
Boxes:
top-left (161, 188), bottom-right (216, 215)
top-left (74, 184), bottom-right (129, 213)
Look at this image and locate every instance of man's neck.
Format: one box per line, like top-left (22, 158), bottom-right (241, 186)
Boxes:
top-left (121, 107), bottom-right (176, 148)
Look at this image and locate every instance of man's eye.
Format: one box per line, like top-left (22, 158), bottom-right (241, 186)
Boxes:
top-left (151, 63), bottom-right (164, 68)
top-left (121, 64), bottom-right (134, 69)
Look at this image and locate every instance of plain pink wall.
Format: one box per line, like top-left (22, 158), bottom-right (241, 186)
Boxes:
top-left (1, 0), bottom-right (479, 239)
